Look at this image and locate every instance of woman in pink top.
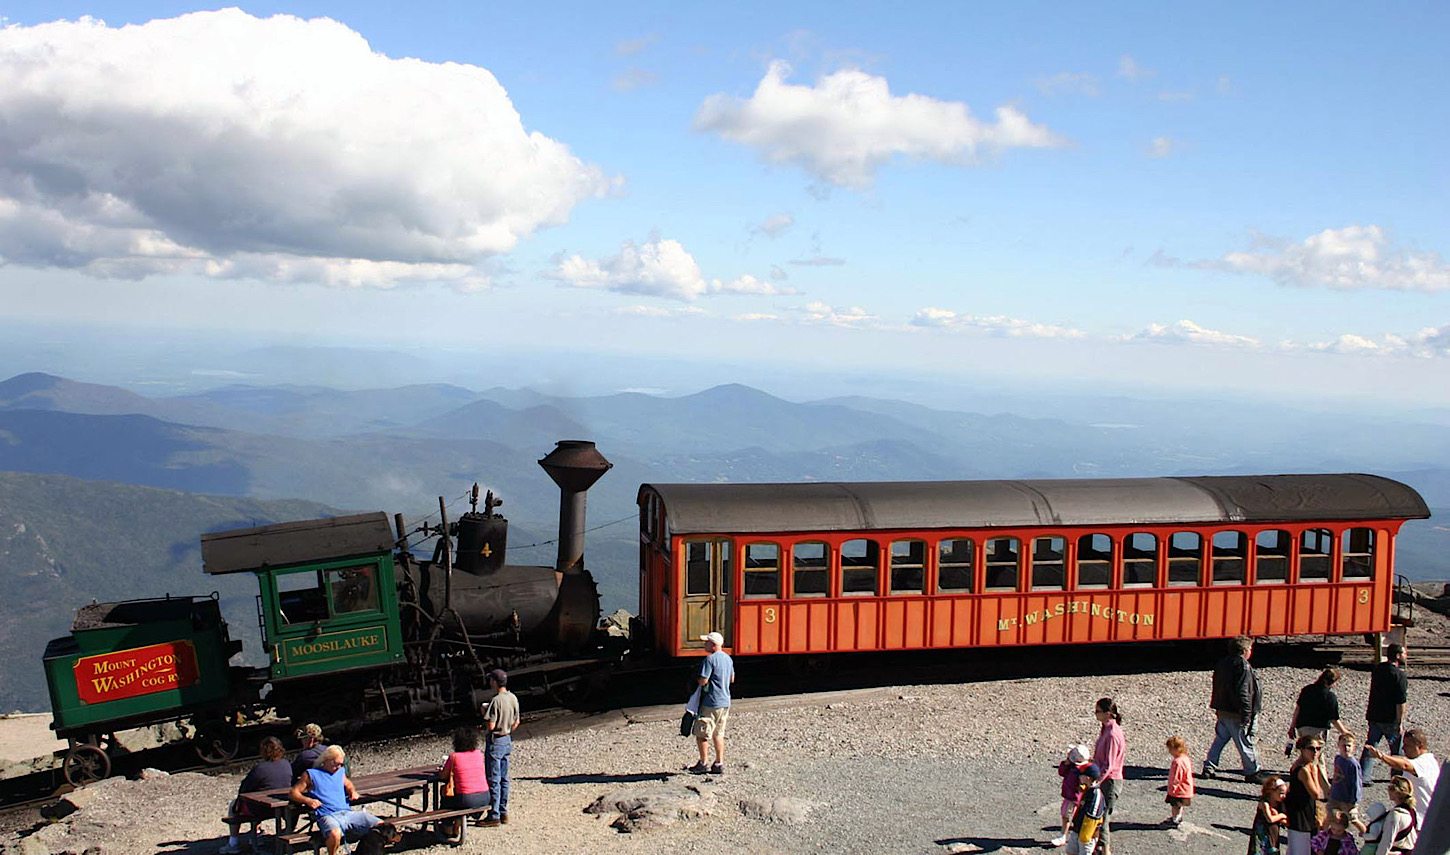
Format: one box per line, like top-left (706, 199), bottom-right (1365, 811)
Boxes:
top-left (1093, 698), bottom-right (1126, 855)
top-left (437, 726), bottom-right (489, 837)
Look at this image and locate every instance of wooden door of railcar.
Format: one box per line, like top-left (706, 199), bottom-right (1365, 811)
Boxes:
top-left (681, 539), bottom-right (732, 650)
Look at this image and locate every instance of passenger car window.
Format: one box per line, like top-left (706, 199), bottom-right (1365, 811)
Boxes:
top-left (685, 541), bottom-right (712, 596)
top-left (984, 537), bottom-right (1020, 591)
top-left (1076, 534), bottom-right (1113, 589)
top-left (792, 541), bottom-right (829, 597)
top-left (1342, 528), bottom-right (1376, 580)
top-left (841, 539), bottom-right (880, 596)
top-left (1299, 529), bottom-right (1331, 581)
top-left (937, 538), bottom-right (974, 592)
top-left (743, 542), bottom-right (780, 598)
top-left (1211, 531), bottom-right (1247, 585)
top-left (1123, 533), bottom-right (1157, 587)
top-left (1031, 536), bottom-right (1065, 590)
top-left (890, 540), bottom-right (926, 594)
top-left (1255, 530), bottom-right (1290, 583)
top-left (1167, 532), bottom-right (1202, 586)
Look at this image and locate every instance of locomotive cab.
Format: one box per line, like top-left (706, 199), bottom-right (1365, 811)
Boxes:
top-left (201, 513), bottom-right (406, 681)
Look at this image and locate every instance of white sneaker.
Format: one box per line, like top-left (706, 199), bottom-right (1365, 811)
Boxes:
top-left (1049, 835), bottom-right (1067, 847)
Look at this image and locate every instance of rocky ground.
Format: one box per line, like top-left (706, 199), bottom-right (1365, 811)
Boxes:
top-left (4, 606), bottom-right (1448, 855)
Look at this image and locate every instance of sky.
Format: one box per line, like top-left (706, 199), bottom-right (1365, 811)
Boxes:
top-left (0, 3), bottom-right (1447, 404)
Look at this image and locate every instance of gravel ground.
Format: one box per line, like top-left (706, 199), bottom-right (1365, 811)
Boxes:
top-left (7, 649), bottom-right (1449, 855)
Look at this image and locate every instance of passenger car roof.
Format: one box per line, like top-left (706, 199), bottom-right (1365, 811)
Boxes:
top-left (641, 474), bottom-right (1429, 535)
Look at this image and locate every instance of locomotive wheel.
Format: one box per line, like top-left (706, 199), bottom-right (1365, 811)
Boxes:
top-left (193, 720), bottom-right (240, 765)
top-left (62, 744), bottom-right (111, 786)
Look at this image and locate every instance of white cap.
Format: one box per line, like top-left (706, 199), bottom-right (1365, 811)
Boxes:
top-left (700, 631), bottom-right (725, 646)
top-left (1067, 744), bottom-right (1092, 765)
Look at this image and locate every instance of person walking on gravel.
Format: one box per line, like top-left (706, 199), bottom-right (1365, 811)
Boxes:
top-left (1092, 698), bottom-right (1126, 855)
top-left (689, 631), bottom-right (735, 775)
top-left (1360, 644), bottom-right (1408, 785)
top-left (1204, 635), bottom-right (1267, 783)
top-left (481, 668), bottom-right (519, 827)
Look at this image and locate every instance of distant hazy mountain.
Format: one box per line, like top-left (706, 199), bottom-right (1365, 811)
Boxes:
top-left (0, 472), bottom-right (337, 712)
top-left (181, 382), bottom-right (482, 438)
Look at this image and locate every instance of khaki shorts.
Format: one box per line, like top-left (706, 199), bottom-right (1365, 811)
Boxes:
top-left (692, 705), bottom-right (729, 740)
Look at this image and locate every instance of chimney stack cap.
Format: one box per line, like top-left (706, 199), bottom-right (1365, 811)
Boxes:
top-left (538, 440), bottom-right (612, 493)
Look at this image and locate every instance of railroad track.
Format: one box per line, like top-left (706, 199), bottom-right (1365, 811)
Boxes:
top-left (1318, 645), bottom-right (1450, 666)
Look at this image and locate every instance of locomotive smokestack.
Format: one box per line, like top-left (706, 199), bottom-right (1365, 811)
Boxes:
top-left (538, 440), bottom-right (612, 576)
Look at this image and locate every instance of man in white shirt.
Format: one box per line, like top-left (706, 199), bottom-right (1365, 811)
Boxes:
top-left (1368, 728), bottom-right (1439, 827)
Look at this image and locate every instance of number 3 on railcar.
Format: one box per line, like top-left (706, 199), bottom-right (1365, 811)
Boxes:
top-left (633, 475), bottom-right (1429, 663)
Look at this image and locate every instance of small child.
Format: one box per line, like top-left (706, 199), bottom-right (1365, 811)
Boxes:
top-left (1310, 809), bottom-right (1361, 855)
top-left (1067, 762), bottom-right (1107, 855)
top-left (1327, 732), bottom-right (1365, 832)
top-left (1164, 735), bottom-right (1194, 826)
top-left (1051, 744), bottom-right (1094, 847)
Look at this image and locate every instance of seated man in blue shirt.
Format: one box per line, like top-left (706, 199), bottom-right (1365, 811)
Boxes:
top-left (288, 745), bottom-right (380, 855)
top-left (689, 631), bottom-right (736, 775)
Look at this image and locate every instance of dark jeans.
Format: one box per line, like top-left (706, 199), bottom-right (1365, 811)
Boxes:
top-left (487, 735), bottom-right (512, 818)
top-left (442, 791), bottom-right (490, 810)
top-left (1360, 720), bottom-right (1402, 783)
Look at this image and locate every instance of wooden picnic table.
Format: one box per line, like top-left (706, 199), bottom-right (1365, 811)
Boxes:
top-left (239, 765), bottom-right (442, 854)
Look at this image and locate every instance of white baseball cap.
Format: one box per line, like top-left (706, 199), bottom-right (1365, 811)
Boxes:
top-left (1067, 744), bottom-right (1092, 765)
top-left (700, 631), bottom-right (725, 646)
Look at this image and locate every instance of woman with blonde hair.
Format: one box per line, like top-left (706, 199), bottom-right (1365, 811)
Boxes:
top-left (1361, 777), bottom-right (1417, 855)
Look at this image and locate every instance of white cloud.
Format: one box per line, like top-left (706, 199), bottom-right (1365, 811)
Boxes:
top-left (0, 10), bottom-right (613, 287)
top-left (909, 308), bottom-right (1086, 339)
top-left (1208, 225), bottom-right (1450, 291)
top-left (550, 238), bottom-right (796, 301)
top-left (789, 256), bottom-right (846, 266)
top-left (1120, 320), bottom-right (1259, 348)
top-left (694, 60), bottom-right (1065, 187)
top-left (1147, 136), bottom-right (1175, 159)
top-left (612, 304), bottom-right (707, 317)
top-left (1034, 72), bottom-right (1099, 97)
top-left (1157, 90), bottom-right (1194, 102)
top-left (770, 264), bottom-right (788, 280)
top-left (796, 301), bottom-right (877, 328)
top-left (613, 67), bottom-right (658, 92)
top-left (754, 213), bottom-right (795, 238)
top-left (1302, 326), bottom-right (1450, 358)
top-left (616, 33), bottom-right (658, 57)
top-left (730, 312), bottom-right (782, 322)
top-left (1117, 54), bottom-right (1155, 82)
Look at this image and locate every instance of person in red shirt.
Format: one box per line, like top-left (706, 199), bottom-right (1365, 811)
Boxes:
top-left (1165, 735), bottom-right (1196, 826)
top-left (436, 726), bottom-right (489, 839)
top-left (1092, 698), bottom-right (1126, 855)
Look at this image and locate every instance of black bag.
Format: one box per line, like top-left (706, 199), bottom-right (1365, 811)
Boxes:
top-left (679, 710), bottom-right (696, 737)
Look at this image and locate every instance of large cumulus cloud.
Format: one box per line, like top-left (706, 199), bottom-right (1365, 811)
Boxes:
top-left (0, 9), bottom-right (614, 286)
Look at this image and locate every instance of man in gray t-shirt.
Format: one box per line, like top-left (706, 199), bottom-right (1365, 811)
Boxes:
top-left (481, 669), bottom-right (520, 825)
top-left (689, 632), bottom-right (735, 775)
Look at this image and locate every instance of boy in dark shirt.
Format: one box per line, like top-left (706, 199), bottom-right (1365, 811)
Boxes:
top-left (1067, 762), bottom-right (1107, 855)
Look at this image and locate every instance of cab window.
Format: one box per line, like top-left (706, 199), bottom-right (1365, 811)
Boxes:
top-left (277, 570), bottom-right (328, 625)
top-left (890, 540), bottom-right (926, 594)
top-left (1299, 529), bottom-right (1332, 581)
top-left (1211, 531), bottom-right (1247, 585)
top-left (985, 537), bottom-right (1020, 591)
top-left (1342, 528), bottom-right (1376, 580)
top-left (1255, 530), bottom-right (1290, 583)
top-left (792, 541), bottom-right (829, 598)
top-left (327, 565), bottom-right (379, 614)
top-left (1076, 534), bottom-right (1113, 589)
top-left (1031, 536), bottom-right (1066, 590)
top-left (743, 542), bottom-right (780, 598)
top-left (1123, 533), bottom-right (1158, 587)
top-left (937, 538), bottom-right (974, 593)
top-left (1168, 532), bottom-right (1203, 586)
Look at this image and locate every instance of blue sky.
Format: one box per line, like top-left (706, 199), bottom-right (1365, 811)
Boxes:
top-left (0, 3), bottom-right (1447, 402)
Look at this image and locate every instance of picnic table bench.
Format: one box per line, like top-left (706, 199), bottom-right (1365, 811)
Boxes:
top-left (239, 765), bottom-right (483, 853)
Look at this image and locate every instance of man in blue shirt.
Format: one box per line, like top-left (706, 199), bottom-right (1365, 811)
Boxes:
top-left (689, 631), bottom-right (735, 775)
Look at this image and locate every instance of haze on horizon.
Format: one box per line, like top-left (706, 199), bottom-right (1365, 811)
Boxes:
top-left (0, 3), bottom-right (1447, 407)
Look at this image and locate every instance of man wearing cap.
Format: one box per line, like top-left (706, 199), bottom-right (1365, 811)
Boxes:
top-left (689, 631), bottom-right (735, 775)
top-left (480, 669), bottom-right (519, 826)
top-left (292, 723), bottom-right (326, 782)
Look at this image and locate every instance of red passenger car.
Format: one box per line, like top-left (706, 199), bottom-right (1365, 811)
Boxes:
top-left (635, 475), bottom-right (1429, 659)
